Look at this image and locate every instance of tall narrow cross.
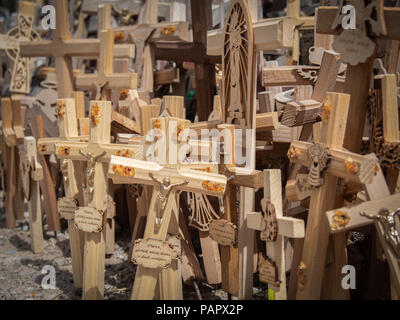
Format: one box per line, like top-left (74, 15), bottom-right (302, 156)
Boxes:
top-left (45, 100), bottom-right (140, 299)
top-left (202, 0), bottom-right (264, 299)
top-left (75, 29), bottom-right (137, 101)
top-left (1, 97), bottom-right (27, 228)
top-left (19, 0), bottom-right (136, 98)
top-left (40, 98), bottom-right (87, 288)
top-left (248, 169), bottom-right (305, 300)
top-left (20, 136), bottom-right (44, 253)
top-left (108, 116), bottom-right (228, 300)
top-left (287, 92), bottom-right (381, 299)
top-left (0, 1), bottom-right (40, 94)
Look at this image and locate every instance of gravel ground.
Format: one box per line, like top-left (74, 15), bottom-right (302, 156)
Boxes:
top-left (0, 194), bottom-right (263, 300)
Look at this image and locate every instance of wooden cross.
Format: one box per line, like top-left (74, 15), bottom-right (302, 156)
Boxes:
top-left (323, 73), bottom-right (400, 298)
top-left (247, 169), bottom-right (304, 300)
top-left (19, 0), bottom-right (135, 98)
top-left (20, 136), bottom-right (44, 253)
top-left (113, 0), bottom-right (216, 120)
top-left (41, 100), bottom-right (140, 299)
top-left (1, 97), bottom-right (26, 228)
top-left (207, 0), bottom-right (313, 62)
top-left (108, 116), bottom-right (228, 300)
top-left (325, 174), bottom-right (400, 298)
top-left (0, 1), bottom-right (39, 94)
top-left (201, 0), bottom-right (265, 299)
top-left (287, 92), bottom-right (381, 299)
top-left (315, 2), bottom-right (400, 153)
top-left (75, 29), bottom-right (137, 101)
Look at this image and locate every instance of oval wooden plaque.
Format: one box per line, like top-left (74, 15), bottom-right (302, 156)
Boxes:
top-left (74, 207), bottom-right (104, 233)
top-left (131, 238), bottom-right (180, 269)
top-left (57, 197), bottom-right (78, 220)
top-left (209, 219), bottom-right (238, 246)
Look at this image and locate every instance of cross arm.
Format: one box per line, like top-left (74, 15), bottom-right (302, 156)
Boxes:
top-left (53, 141), bottom-right (142, 162)
top-left (247, 212), bottom-right (304, 238)
top-left (75, 74), bottom-right (137, 90)
top-left (281, 100), bottom-right (322, 127)
top-left (20, 39), bottom-right (135, 59)
top-left (37, 136), bottom-right (89, 155)
top-left (316, 7), bottom-right (400, 40)
top-left (108, 156), bottom-right (227, 197)
top-left (326, 193), bottom-right (400, 234)
top-left (207, 17), bottom-right (294, 56)
top-left (256, 112), bottom-right (280, 131)
top-left (224, 167), bottom-right (263, 189)
top-left (262, 66), bottom-right (319, 87)
top-left (288, 141), bottom-right (380, 184)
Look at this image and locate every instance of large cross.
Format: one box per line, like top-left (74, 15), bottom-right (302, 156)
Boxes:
top-left (287, 92), bottom-right (381, 299)
top-left (0, 1), bottom-right (40, 94)
top-left (75, 29), bottom-right (137, 101)
top-left (19, 0), bottom-right (135, 98)
top-left (40, 100), bottom-right (140, 299)
top-left (247, 169), bottom-right (305, 300)
top-left (108, 116), bottom-right (228, 299)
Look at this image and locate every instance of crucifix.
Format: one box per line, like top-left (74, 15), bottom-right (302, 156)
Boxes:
top-left (75, 29), bottom-right (137, 101)
top-left (108, 116), bottom-right (228, 300)
top-left (247, 169), bottom-right (305, 300)
top-left (43, 100), bottom-right (140, 299)
top-left (20, 136), bottom-right (44, 254)
top-left (325, 175), bottom-right (400, 298)
top-left (0, 1), bottom-right (40, 94)
top-left (19, 0), bottom-right (136, 99)
top-left (287, 92), bottom-right (381, 299)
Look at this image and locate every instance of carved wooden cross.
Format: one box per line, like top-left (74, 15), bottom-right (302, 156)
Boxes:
top-left (20, 0), bottom-right (135, 98)
top-left (368, 74), bottom-right (400, 193)
top-left (0, 1), bottom-right (39, 94)
top-left (247, 169), bottom-right (305, 300)
top-left (19, 136), bottom-right (44, 254)
top-left (109, 116), bottom-right (228, 299)
top-left (1, 97), bottom-right (26, 228)
top-left (287, 92), bottom-right (381, 299)
top-left (75, 29), bottom-right (137, 101)
top-left (40, 100), bottom-right (140, 299)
